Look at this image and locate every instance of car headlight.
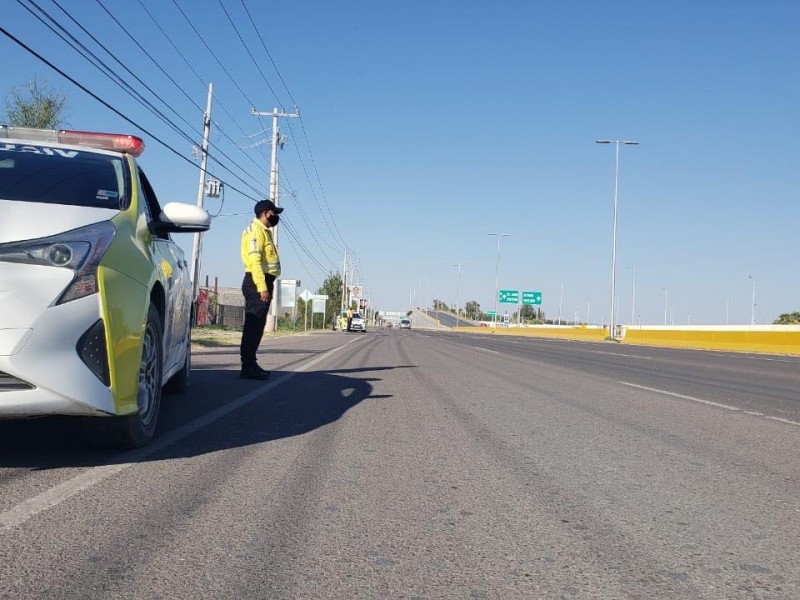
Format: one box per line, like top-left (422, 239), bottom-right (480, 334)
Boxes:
top-left (0, 221), bottom-right (116, 304)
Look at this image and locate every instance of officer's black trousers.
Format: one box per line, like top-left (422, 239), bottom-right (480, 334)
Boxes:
top-left (240, 272), bottom-right (276, 367)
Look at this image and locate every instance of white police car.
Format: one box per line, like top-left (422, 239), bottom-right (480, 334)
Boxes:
top-left (350, 313), bottom-right (367, 332)
top-left (0, 126), bottom-right (210, 447)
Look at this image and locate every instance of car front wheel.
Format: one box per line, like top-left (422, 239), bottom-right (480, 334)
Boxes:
top-left (85, 302), bottom-right (163, 449)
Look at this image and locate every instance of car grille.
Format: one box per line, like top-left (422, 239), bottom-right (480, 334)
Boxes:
top-left (0, 371), bottom-right (34, 391)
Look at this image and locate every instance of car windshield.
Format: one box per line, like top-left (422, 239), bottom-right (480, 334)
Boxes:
top-left (0, 144), bottom-right (127, 209)
top-left (352, 313), bottom-right (363, 319)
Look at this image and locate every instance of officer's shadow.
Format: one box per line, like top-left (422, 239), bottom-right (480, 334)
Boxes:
top-left (0, 365), bottom-right (411, 469)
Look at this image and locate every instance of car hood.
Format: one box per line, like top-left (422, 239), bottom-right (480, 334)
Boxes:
top-left (0, 200), bottom-right (119, 243)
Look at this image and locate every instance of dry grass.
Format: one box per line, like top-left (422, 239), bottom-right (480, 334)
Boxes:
top-left (190, 326), bottom-right (328, 348)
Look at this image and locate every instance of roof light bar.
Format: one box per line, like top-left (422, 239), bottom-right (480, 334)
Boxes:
top-left (58, 130), bottom-right (145, 157)
top-left (0, 125), bottom-right (144, 156)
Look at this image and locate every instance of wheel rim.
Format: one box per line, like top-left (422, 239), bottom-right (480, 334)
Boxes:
top-left (137, 322), bottom-right (160, 426)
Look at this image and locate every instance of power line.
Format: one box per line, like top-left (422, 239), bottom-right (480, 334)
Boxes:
top-left (168, 0), bottom-right (257, 108)
top-left (0, 25), bottom-right (263, 203)
top-left (133, 0), bottom-right (270, 181)
top-left (240, 0), bottom-right (298, 107)
top-left (2, 25), bottom-right (345, 284)
top-left (89, 0), bottom-right (270, 196)
top-left (215, 0), bottom-right (284, 107)
top-left (236, 0), bottom-right (351, 252)
top-left (278, 165), bottom-right (341, 260)
top-left (20, 0), bottom-right (270, 201)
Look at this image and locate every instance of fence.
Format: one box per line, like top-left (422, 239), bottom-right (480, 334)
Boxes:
top-left (194, 286), bottom-right (245, 328)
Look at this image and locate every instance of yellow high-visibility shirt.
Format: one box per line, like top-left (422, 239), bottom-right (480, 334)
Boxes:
top-left (240, 218), bottom-right (281, 292)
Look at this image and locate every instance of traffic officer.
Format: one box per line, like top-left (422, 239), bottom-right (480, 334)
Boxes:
top-left (239, 199), bottom-right (283, 380)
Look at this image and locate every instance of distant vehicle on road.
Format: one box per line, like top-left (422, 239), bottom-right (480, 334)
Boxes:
top-left (0, 126), bottom-right (211, 448)
top-left (399, 318), bottom-right (411, 330)
top-left (350, 313), bottom-right (367, 332)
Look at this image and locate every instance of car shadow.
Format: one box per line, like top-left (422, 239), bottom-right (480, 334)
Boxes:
top-left (0, 365), bottom-right (414, 470)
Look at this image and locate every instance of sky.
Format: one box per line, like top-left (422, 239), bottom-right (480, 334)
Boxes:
top-left (3, 0), bottom-right (799, 325)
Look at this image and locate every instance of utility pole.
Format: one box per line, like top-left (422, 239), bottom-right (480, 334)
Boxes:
top-left (251, 106), bottom-right (300, 331)
top-left (453, 263), bottom-right (462, 326)
top-left (341, 249), bottom-right (348, 312)
top-left (190, 83), bottom-right (213, 304)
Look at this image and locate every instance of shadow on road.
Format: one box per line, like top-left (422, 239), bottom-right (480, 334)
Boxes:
top-left (0, 365), bottom-right (414, 470)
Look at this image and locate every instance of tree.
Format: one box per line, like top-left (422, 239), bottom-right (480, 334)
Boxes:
top-left (433, 299), bottom-right (450, 311)
top-left (4, 77), bottom-right (68, 129)
top-left (774, 312), bottom-right (800, 325)
top-left (464, 300), bottom-right (481, 320)
top-left (317, 272), bottom-right (343, 327)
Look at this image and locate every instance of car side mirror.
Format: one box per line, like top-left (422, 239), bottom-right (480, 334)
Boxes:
top-left (150, 202), bottom-right (211, 234)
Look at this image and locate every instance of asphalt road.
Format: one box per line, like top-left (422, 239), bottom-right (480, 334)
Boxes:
top-left (425, 310), bottom-right (476, 328)
top-left (1, 329), bottom-right (799, 599)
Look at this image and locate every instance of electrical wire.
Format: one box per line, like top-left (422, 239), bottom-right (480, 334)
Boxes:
top-left (2, 24), bottom-right (338, 285)
top-left (90, 0), bottom-right (270, 196)
top-left (236, 0), bottom-right (351, 253)
top-left (0, 26), bottom-right (262, 203)
top-left (215, 0), bottom-right (284, 107)
top-left (133, 0), bottom-right (271, 180)
top-left (19, 0), bottom-right (270, 201)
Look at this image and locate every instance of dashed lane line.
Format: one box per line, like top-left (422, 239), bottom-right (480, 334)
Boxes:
top-left (620, 381), bottom-right (800, 427)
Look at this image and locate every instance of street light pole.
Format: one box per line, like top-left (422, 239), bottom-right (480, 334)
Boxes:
top-left (749, 275), bottom-right (756, 325)
top-left (629, 264), bottom-right (636, 326)
top-left (596, 139), bottom-right (639, 338)
top-left (663, 287), bottom-right (668, 325)
top-left (488, 233), bottom-right (510, 327)
top-left (453, 263), bottom-right (462, 326)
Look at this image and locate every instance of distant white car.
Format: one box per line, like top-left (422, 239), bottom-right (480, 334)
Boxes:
top-left (399, 318), bottom-right (411, 330)
top-left (350, 313), bottom-right (367, 333)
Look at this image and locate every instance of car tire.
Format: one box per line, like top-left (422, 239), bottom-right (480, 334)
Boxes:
top-left (85, 302), bottom-right (163, 449)
top-left (164, 337), bottom-right (191, 394)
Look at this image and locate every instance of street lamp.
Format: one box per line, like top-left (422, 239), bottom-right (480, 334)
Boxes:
top-left (629, 264), bottom-right (636, 326)
top-left (488, 233), bottom-right (511, 327)
top-left (748, 275), bottom-right (756, 325)
top-left (453, 263), bottom-right (462, 326)
top-left (596, 139), bottom-right (639, 338)
top-left (662, 287), bottom-right (668, 326)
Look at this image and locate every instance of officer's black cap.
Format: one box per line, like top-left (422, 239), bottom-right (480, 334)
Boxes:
top-left (254, 199), bottom-right (284, 216)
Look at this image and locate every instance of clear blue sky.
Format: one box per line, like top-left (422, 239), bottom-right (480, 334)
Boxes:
top-left (4, 0), bottom-right (799, 325)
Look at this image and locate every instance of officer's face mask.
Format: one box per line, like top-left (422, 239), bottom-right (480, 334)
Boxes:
top-left (267, 213), bottom-right (280, 227)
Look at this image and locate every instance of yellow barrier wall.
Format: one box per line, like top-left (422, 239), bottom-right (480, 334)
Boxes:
top-left (452, 326), bottom-right (608, 342)
top-left (623, 329), bottom-right (800, 355)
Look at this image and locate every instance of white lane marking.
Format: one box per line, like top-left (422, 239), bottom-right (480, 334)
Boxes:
top-left (586, 350), bottom-right (652, 360)
top-left (473, 347), bottom-right (500, 354)
top-left (0, 336), bottom-right (364, 533)
top-left (620, 382), bottom-right (800, 428)
top-left (765, 415), bottom-right (800, 426)
top-left (620, 382), bottom-right (741, 411)
top-left (708, 353), bottom-right (800, 364)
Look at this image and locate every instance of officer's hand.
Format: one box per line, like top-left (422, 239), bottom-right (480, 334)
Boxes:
top-left (260, 291), bottom-right (270, 302)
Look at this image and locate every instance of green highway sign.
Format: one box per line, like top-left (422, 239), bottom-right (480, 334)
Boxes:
top-left (522, 291), bottom-right (543, 305)
top-left (485, 310), bottom-right (497, 317)
top-left (499, 289), bottom-right (519, 304)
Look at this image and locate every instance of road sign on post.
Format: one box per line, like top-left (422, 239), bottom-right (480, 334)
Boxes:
top-left (485, 310), bottom-right (497, 317)
top-left (522, 291), bottom-right (543, 305)
top-left (499, 289), bottom-right (519, 304)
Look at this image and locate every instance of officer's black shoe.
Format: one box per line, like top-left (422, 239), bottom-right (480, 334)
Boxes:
top-left (240, 365), bottom-right (269, 380)
top-left (254, 364), bottom-right (272, 378)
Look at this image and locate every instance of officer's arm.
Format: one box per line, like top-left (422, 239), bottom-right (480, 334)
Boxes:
top-left (245, 232), bottom-right (268, 292)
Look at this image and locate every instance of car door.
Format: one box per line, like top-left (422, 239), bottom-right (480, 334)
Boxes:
top-left (137, 168), bottom-right (185, 372)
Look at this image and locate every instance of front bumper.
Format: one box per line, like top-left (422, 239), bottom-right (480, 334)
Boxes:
top-left (0, 293), bottom-right (115, 417)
